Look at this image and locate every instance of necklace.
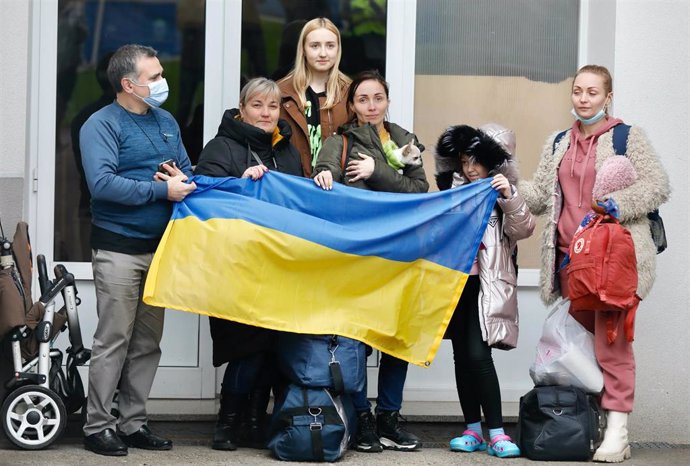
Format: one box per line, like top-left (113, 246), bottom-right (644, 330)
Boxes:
top-left (122, 106), bottom-right (169, 156)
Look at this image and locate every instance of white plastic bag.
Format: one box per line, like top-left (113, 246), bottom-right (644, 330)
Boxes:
top-left (529, 298), bottom-right (604, 393)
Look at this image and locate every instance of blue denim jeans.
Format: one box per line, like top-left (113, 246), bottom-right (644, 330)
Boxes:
top-left (352, 352), bottom-right (409, 413)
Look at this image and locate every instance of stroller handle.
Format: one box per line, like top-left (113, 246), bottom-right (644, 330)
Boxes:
top-left (54, 264), bottom-right (68, 279)
top-left (37, 254), bottom-right (50, 295)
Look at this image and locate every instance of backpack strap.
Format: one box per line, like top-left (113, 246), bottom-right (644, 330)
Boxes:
top-left (552, 123), bottom-right (630, 156)
top-left (552, 130), bottom-right (568, 154)
top-left (339, 134), bottom-right (353, 183)
top-left (328, 335), bottom-right (345, 395)
top-left (340, 134), bottom-right (352, 171)
top-left (611, 123), bottom-right (631, 155)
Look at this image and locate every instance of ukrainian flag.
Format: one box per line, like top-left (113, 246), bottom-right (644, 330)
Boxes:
top-left (144, 172), bottom-right (497, 366)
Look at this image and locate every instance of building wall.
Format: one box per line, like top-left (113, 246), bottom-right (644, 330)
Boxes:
top-left (612, 0), bottom-right (690, 444)
top-left (0, 0), bottom-right (30, 235)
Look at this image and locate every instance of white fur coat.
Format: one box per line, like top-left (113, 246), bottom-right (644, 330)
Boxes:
top-left (518, 125), bottom-right (670, 305)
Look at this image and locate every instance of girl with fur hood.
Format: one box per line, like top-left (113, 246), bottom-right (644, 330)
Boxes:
top-left (435, 123), bottom-right (535, 458)
top-left (518, 65), bottom-right (670, 463)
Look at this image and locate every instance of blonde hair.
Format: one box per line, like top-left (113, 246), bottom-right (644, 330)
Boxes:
top-left (574, 64), bottom-right (613, 94)
top-left (239, 77), bottom-right (281, 107)
top-left (281, 17), bottom-right (351, 110)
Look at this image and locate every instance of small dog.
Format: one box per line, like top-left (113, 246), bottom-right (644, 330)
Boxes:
top-left (384, 139), bottom-right (422, 173)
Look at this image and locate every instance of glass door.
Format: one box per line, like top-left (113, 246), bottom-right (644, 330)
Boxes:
top-left (31, 0), bottom-right (217, 404)
top-left (233, 0), bottom-right (411, 399)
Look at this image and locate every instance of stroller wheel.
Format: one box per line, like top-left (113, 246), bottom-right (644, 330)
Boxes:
top-left (1, 385), bottom-right (67, 450)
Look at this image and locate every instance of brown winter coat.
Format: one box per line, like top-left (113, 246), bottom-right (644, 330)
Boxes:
top-left (278, 76), bottom-right (351, 177)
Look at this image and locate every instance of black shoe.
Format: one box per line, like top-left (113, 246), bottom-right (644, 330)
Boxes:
top-left (212, 392), bottom-right (245, 450)
top-left (212, 416), bottom-right (240, 451)
top-left (238, 385), bottom-right (270, 449)
top-left (119, 424), bottom-right (173, 450)
top-left (354, 410), bottom-right (383, 453)
top-left (84, 428), bottom-right (128, 456)
top-left (377, 410), bottom-right (421, 451)
top-left (240, 412), bottom-right (267, 449)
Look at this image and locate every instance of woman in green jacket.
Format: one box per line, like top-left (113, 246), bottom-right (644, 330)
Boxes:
top-left (313, 71), bottom-right (427, 194)
top-left (313, 70), bottom-right (428, 453)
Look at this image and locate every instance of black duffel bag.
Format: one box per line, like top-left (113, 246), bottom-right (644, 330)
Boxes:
top-left (518, 385), bottom-right (605, 461)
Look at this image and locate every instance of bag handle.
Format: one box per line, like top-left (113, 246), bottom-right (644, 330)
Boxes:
top-left (328, 335), bottom-right (346, 395)
top-left (302, 388), bottom-right (325, 462)
top-left (339, 134), bottom-right (353, 183)
top-left (599, 221), bottom-right (617, 288)
top-left (583, 215), bottom-right (605, 255)
top-left (340, 134), bottom-right (349, 171)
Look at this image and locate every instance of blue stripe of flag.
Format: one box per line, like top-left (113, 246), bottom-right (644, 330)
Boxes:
top-left (173, 172), bottom-right (497, 273)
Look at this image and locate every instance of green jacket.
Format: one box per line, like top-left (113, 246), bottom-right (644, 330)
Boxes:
top-left (314, 122), bottom-right (429, 193)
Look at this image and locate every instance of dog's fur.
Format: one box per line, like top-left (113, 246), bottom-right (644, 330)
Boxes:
top-left (387, 139), bottom-right (422, 173)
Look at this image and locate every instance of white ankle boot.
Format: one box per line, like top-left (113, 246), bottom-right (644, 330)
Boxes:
top-left (593, 411), bottom-right (631, 463)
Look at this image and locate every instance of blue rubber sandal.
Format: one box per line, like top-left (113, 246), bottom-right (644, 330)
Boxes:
top-left (487, 434), bottom-right (521, 458)
top-left (450, 430), bottom-right (487, 452)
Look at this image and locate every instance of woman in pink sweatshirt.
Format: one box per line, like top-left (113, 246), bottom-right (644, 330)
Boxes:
top-left (519, 65), bottom-right (670, 463)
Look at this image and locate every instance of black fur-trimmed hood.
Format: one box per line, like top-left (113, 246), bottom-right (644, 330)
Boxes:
top-left (435, 125), bottom-right (519, 190)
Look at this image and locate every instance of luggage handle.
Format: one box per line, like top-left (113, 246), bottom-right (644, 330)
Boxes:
top-left (328, 336), bottom-right (346, 395)
top-left (302, 388), bottom-right (325, 461)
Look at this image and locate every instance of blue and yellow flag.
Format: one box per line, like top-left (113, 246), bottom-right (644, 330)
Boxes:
top-left (143, 172), bottom-right (497, 366)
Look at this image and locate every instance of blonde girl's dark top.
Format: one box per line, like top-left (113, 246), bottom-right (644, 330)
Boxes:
top-left (305, 86), bottom-right (325, 168)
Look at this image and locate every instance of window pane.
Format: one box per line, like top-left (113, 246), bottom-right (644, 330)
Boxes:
top-left (240, 0), bottom-right (387, 83)
top-left (55, 0), bottom-right (206, 262)
top-left (414, 0), bottom-right (579, 268)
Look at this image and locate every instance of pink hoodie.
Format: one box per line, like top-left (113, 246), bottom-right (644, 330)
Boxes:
top-left (556, 117), bottom-right (623, 255)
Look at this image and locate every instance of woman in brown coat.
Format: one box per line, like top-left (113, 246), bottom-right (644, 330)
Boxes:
top-left (278, 17), bottom-right (351, 177)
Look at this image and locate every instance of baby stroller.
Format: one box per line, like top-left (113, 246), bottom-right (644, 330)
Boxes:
top-left (0, 221), bottom-right (91, 449)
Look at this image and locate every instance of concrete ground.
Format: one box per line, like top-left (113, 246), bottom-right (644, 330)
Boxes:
top-left (0, 419), bottom-right (688, 465)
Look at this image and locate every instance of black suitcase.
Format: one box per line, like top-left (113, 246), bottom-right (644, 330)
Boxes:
top-left (518, 385), bottom-right (605, 461)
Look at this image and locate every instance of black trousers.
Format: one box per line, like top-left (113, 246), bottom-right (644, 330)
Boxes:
top-left (445, 275), bottom-right (503, 428)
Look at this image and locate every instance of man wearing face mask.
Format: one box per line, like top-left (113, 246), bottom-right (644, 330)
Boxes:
top-left (80, 44), bottom-right (196, 456)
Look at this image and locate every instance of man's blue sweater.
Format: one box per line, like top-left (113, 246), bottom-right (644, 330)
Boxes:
top-left (80, 102), bottom-right (193, 240)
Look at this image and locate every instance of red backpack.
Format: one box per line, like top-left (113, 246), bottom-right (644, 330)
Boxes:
top-left (566, 214), bottom-right (640, 343)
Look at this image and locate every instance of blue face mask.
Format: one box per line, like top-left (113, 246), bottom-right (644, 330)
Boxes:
top-left (130, 78), bottom-right (169, 108)
top-left (571, 107), bottom-right (606, 125)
